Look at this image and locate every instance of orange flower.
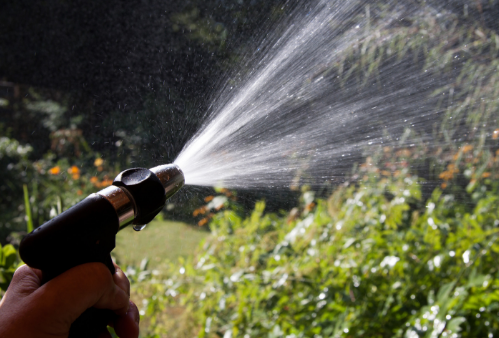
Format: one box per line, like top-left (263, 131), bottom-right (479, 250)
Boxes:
top-left (198, 218), bottom-right (208, 226)
top-left (77, 190), bottom-right (83, 195)
top-left (101, 179), bottom-right (113, 187)
top-left (204, 195), bottom-right (214, 202)
top-left (441, 182), bottom-right (447, 189)
top-left (396, 149), bottom-right (411, 157)
top-left (305, 202), bottom-right (316, 212)
top-left (97, 166), bottom-right (104, 172)
top-left (493, 129), bottom-right (499, 140)
top-left (482, 172), bottom-right (491, 178)
top-left (462, 145), bottom-right (473, 153)
top-left (49, 166), bottom-right (61, 175)
top-left (67, 166), bottom-right (80, 175)
top-left (90, 176), bottom-right (98, 184)
top-left (94, 158), bottom-right (104, 167)
top-left (439, 171), bottom-right (452, 180)
top-left (72, 174), bottom-right (80, 180)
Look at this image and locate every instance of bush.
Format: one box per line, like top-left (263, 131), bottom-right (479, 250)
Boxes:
top-left (134, 146), bottom-right (499, 338)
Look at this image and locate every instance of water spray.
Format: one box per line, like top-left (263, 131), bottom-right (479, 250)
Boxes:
top-left (18, 164), bottom-right (184, 338)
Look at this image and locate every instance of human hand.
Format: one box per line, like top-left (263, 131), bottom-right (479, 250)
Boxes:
top-left (0, 262), bottom-right (140, 338)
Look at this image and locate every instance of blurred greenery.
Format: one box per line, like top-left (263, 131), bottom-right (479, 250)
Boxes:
top-left (0, 243), bottom-right (20, 295)
top-left (113, 220), bottom-right (209, 268)
top-left (131, 143), bottom-right (499, 338)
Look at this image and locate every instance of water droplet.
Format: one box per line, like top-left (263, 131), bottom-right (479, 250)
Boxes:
top-left (133, 224), bottom-right (147, 231)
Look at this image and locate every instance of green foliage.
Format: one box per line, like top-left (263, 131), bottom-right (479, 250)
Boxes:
top-left (0, 243), bottom-right (20, 293)
top-left (133, 153), bottom-right (499, 337)
top-left (171, 8), bottom-right (228, 52)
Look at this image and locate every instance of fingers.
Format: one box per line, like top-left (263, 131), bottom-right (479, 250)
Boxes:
top-left (5, 265), bottom-right (43, 297)
top-left (114, 301), bottom-right (140, 338)
top-left (0, 265), bottom-right (43, 333)
top-left (113, 263), bottom-right (130, 297)
top-left (32, 262), bottom-right (130, 325)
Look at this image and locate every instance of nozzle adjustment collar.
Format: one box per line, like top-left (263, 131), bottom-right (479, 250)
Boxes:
top-left (97, 186), bottom-right (135, 227)
top-left (113, 168), bottom-right (166, 226)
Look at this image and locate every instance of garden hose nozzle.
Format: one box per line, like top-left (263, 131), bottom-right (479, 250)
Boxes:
top-left (18, 163), bottom-right (184, 338)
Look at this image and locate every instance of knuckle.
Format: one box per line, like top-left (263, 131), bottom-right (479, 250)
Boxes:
top-left (9, 265), bottom-right (40, 295)
top-left (12, 264), bottom-right (31, 279)
top-left (83, 262), bottom-right (113, 286)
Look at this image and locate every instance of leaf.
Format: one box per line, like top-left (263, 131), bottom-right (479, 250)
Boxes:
top-left (2, 245), bottom-right (17, 269)
top-left (436, 281), bottom-right (456, 302)
top-left (343, 238), bottom-right (356, 249)
top-left (467, 268), bottom-right (487, 288)
top-left (446, 317), bottom-right (466, 333)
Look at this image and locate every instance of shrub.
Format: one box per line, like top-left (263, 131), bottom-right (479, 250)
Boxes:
top-left (134, 147), bottom-right (499, 338)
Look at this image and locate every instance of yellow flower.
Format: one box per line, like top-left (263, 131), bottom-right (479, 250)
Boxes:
top-left (48, 166), bottom-right (61, 175)
top-left (94, 158), bottom-right (104, 167)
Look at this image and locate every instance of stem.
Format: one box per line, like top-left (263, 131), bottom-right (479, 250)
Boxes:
top-left (23, 184), bottom-right (34, 233)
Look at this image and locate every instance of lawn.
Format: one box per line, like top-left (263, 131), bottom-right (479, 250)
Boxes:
top-left (112, 220), bottom-right (208, 268)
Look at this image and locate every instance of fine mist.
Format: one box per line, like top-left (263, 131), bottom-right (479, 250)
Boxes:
top-left (174, 0), bottom-right (486, 189)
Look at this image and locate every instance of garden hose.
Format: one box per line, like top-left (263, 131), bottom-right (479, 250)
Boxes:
top-left (18, 164), bottom-right (184, 338)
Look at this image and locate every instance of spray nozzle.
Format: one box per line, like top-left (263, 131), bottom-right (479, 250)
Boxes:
top-left (97, 164), bottom-right (184, 229)
top-left (18, 163), bottom-right (185, 337)
top-left (112, 164), bottom-right (184, 227)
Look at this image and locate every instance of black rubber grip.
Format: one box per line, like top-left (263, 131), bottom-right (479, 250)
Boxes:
top-left (19, 193), bottom-right (120, 337)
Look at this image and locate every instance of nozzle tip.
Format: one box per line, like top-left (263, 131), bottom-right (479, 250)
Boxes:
top-left (150, 163), bottom-right (185, 199)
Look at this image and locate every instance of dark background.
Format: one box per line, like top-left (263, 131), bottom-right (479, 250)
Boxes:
top-left (1, 0), bottom-right (498, 238)
top-left (0, 0), bottom-right (288, 164)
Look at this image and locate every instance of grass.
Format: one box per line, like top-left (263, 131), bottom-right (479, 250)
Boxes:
top-left (112, 220), bottom-right (208, 268)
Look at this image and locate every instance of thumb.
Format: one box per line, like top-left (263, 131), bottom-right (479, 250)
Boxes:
top-left (32, 262), bottom-right (130, 327)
